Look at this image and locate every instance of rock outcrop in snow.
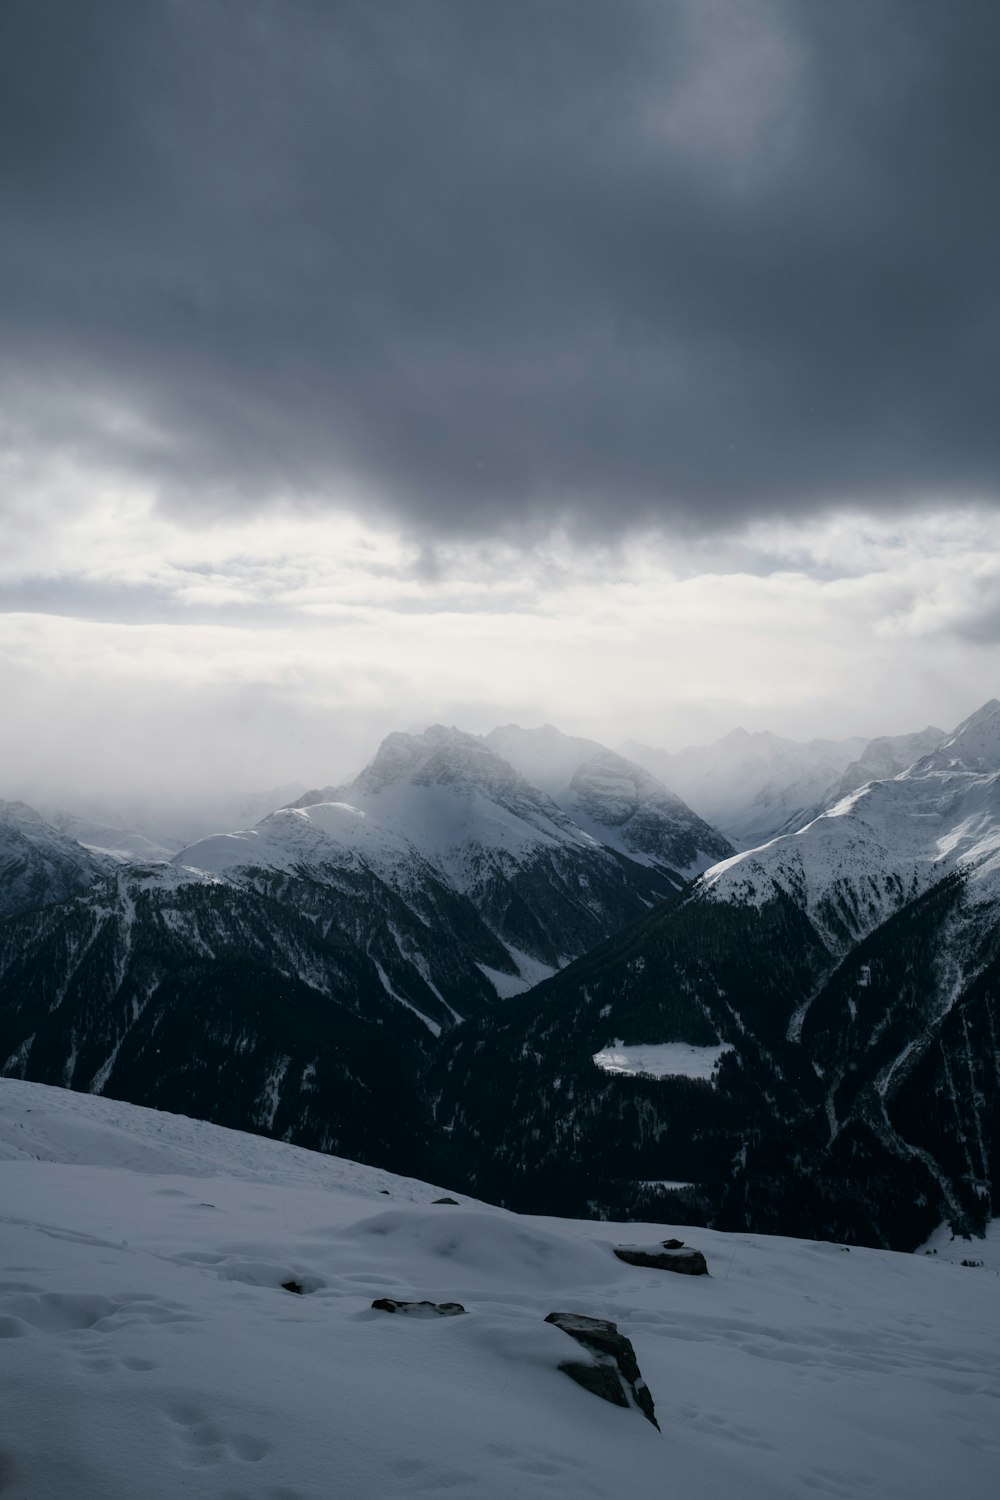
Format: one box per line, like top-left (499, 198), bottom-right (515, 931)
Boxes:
top-left (545, 1312), bottom-right (660, 1430)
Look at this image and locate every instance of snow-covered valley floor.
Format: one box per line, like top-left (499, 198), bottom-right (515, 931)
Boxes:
top-left (1, 1079), bottom-right (997, 1499)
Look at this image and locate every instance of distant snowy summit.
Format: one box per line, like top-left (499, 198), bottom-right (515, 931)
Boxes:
top-left (177, 722), bottom-right (714, 1001)
top-left (0, 723), bottom-right (722, 1138)
top-left (833, 725), bottom-right (947, 800)
top-left (0, 724), bottom-right (719, 1166)
top-left (292, 723), bottom-right (732, 883)
top-left (0, 799), bottom-right (113, 920)
top-left (624, 721), bottom-right (947, 848)
top-left (485, 724), bottom-right (733, 877)
top-left (700, 697), bottom-right (1000, 952)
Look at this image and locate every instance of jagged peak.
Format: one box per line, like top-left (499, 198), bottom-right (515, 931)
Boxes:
top-left (0, 799), bottom-right (52, 829)
top-left (939, 698), bottom-right (1000, 765)
top-left (353, 725), bottom-right (531, 800)
top-left (949, 697), bottom-right (1000, 734)
top-left (354, 730), bottom-right (432, 792)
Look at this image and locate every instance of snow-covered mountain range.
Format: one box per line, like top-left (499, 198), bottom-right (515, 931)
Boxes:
top-left (2, 1076), bottom-right (996, 1500)
top-left (183, 724), bottom-right (705, 992)
top-left (0, 726), bottom-right (723, 1172)
top-left (701, 699), bottom-right (1000, 959)
top-left (3, 703), bottom-right (1000, 1254)
top-left (438, 701), bottom-right (1000, 1247)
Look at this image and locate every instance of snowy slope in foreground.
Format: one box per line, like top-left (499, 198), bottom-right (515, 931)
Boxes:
top-left (1, 1080), bottom-right (998, 1500)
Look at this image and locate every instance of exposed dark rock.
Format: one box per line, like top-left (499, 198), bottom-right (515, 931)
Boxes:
top-left (662, 1237), bottom-right (684, 1249)
top-left (281, 1279), bottom-right (304, 1295)
top-left (559, 1360), bottom-right (630, 1409)
top-left (545, 1312), bottom-right (659, 1430)
top-left (613, 1244), bottom-right (708, 1276)
top-left (371, 1298), bottom-right (466, 1317)
top-left (432, 1196), bottom-right (460, 1205)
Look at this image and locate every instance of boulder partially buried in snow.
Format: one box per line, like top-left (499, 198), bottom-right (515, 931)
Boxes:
top-left (545, 1312), bottom-right (659, 1430)
top-left (371, 1298), bottom-right (466, 1317)
top-left (613, 1243), bottom-right (709, 1275)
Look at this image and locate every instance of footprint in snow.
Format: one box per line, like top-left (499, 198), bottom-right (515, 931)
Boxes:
top-left (165, 1403), bottom-right (271, 1468)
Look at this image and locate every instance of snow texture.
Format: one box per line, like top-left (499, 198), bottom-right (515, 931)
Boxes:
top-left (1, 1077), bottom-right (997, 1500)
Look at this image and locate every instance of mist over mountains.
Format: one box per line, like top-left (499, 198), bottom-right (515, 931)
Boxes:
top-left (2, 701), bottom-right (999, 1253)
top-left (624, 722), bottom-right (948, 850)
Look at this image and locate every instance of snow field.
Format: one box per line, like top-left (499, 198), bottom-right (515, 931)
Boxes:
top-left (592, 1041), bottom-right (734, 1080)
top-left (1, 1078), bottom-right (998, 1499)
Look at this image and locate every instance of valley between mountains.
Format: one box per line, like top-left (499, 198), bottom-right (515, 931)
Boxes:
top-left (2, 707), bottom-right (999, 1255)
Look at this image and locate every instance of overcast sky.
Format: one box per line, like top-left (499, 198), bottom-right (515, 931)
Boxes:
top-left (2, 0), bottom-right (999, 797)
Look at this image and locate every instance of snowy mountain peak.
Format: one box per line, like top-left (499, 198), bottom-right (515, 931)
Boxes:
top-left (355, 725), bottom-right (533, 802)
top-left (0, 799), bottom-right (113, 920)
top-left (0, 799), bottom-right (52, 830)
top-left (568, 749), bottom-right (661, 818)
top-left (486, 725), bottom-right (733, 878)
top-left (353, 729), bottom-right (433, 792)
top-left (835, 726), bottom-right (947, 797)
top-left (936, 698), bottom-right (1000, 767)
top-left (154, 719), bottom-right (681, 1011)
top-left (697, 697), bottom-right (1000, 963)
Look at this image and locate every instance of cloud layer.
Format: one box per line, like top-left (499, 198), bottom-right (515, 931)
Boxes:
top-left (2, 0), bottom-right (998, 536)
top-left (3, 470), bottom-right (998, 795)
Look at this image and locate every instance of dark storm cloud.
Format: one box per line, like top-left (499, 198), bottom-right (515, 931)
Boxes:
top-left (1, 0), bottom-right (998, 536)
